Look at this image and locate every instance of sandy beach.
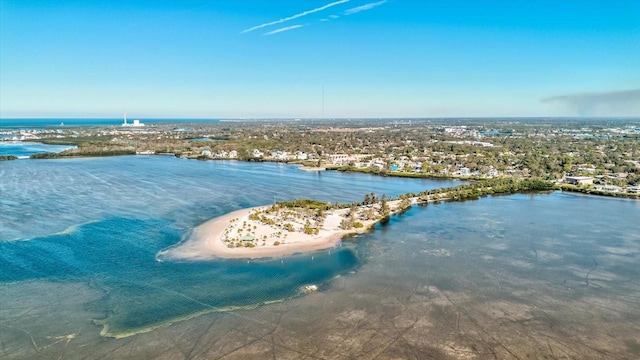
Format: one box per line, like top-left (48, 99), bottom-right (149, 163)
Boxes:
top-left (297, 166), bottom-right (327, 172)
top-left (161, 200), bottom-right (408, 260)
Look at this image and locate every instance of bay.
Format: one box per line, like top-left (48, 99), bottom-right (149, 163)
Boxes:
top-left (1, 155), bottom-right (638, 359)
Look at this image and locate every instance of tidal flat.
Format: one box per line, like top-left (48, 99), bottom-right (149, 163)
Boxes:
top-left (1, 157), bottom-right (638, 359)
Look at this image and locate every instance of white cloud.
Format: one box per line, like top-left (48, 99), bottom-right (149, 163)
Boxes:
top-left (344, 0), bottom-right (386, 15)
top-left (241, 0), bottom-right (349, 34)
top-left (264, 25), bottom-right (304, 36)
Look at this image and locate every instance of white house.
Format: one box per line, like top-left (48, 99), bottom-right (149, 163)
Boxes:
top-left (565, 176), bottom-right (594, 185)
top-left (595, 185), bottom-right (622, 192)
top-left (458, 167), bottom-right (471, 176)
top-left (252, 149), bottom-right (264, 158)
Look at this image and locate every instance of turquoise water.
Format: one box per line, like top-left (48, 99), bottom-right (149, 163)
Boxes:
top-left (0, 155), bottom-right (458, 339)
top-left (1, 153), bottom-right (639, 359)
top-left (1, 216), bottom-right (359, 337)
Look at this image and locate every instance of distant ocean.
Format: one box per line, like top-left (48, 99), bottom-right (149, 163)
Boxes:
top-left (0, 118), bottom-right (220, 127)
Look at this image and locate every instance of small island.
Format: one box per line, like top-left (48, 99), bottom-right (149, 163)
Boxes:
top-left (160, 197), bottom-right (412, 260)
top-left (159, 178), bottom-right (563, 261)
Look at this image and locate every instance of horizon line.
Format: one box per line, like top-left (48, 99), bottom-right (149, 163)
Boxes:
top-left (2, 116), bottom-right (639, 121)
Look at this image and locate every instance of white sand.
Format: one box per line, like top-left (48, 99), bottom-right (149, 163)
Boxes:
top-left (161, 200), bottom-right (408, 260)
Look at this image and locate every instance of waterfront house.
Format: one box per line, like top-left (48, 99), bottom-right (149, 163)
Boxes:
top-left (458, 167), bottom-right (471, 176)
top-left (328, 154), bottom-right (350, 165)
top-left (565, 176), bottom-right (594, 185)
top-left (627, 186), bottom-right (640, 194)
top-left (295, 151), bottom-right (308, 160)
top-left (595, 185), bottom-right (622, 192)
top-left (215, 151), bottom-right (228, 158)
top-left (252, 149), bottom-right (264, 158)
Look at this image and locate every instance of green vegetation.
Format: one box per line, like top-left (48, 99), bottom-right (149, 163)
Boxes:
top-left (31, 148), bottom-right (135, 158)
top-left (302, 220), bottom-right (319, 235)
top-left (332, 166), bottom-right (480, 180)
top-left (340, 219), bottom-right (353, 230)
top-left (380, 194), bottom-right (390, 216)
top-left (398, 198), bottom-right (412, 210)
top-left (277, 199), bottom-right (332, 210)
top-left (560, 184), bottom-right (639, 199)
top-left (8, 118), bottom-right (639, 202)
top-left (413, 178), bottom-right (556, 203)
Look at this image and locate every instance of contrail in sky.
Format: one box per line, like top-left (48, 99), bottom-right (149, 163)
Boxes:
top-left (265, 25), bottom-right (305, 36)
top-left (241, 0), bottom-right (349, 34)
top-left (344, 0), bottom-right (387, 15)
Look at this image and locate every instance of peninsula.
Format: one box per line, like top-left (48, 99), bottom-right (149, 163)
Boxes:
top-left (161, 198), bottom-right (411, 260)
top-left (159, 178), bottom-right (565, 261)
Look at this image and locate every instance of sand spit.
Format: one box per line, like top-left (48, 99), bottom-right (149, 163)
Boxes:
top-left (161, 200), bottom-right (410, 260)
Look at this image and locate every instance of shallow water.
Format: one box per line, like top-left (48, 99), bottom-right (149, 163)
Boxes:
top-left (1, 155), bottom-right (639, 359)
top-left (0, 142), bottom-right (75, 157)
top-left (1, 156), bottom-right (458, 340)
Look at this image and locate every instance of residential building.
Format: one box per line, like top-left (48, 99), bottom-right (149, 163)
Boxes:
top-left (565, 176), bottom-right (594, 185)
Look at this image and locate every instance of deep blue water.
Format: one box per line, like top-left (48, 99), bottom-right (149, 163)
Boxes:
top-left (0, 118), bottom-right (219, 127)
top-left (1, 215), bottom-right (359, 336)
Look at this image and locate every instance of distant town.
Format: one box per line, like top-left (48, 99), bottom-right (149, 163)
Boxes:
top-left (2, 118), bottom-right (639, 196)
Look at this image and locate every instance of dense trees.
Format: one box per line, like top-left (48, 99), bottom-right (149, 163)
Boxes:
top-left (18, 118), bottom-right (639, 188)
top-left (415, 178), bottom-right (557, 202)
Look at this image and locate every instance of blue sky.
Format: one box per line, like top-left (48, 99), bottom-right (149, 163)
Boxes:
top-left (1, 0), bottom-right (639, 118)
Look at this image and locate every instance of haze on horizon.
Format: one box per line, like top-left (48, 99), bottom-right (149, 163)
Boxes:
top-left (1, 0), bottom-right (638, 119)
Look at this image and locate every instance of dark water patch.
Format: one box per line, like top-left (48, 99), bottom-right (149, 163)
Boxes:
top-left (0, 217), bottom-right (360, 338)
top-left (0, 218), bottom-right (175, 282)
top-left (95, 247), bottom-right (359, 337)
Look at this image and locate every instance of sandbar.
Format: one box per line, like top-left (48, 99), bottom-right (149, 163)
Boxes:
top-left (160, 199), bottom-right (409, 260)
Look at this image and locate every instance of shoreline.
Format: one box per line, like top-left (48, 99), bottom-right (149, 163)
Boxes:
top-left (161, 201), bottom-right (407, 261)
top-left (297, 165), bottom-right (327, 172)
top-left (158, 179), bottom-right (619, 262)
